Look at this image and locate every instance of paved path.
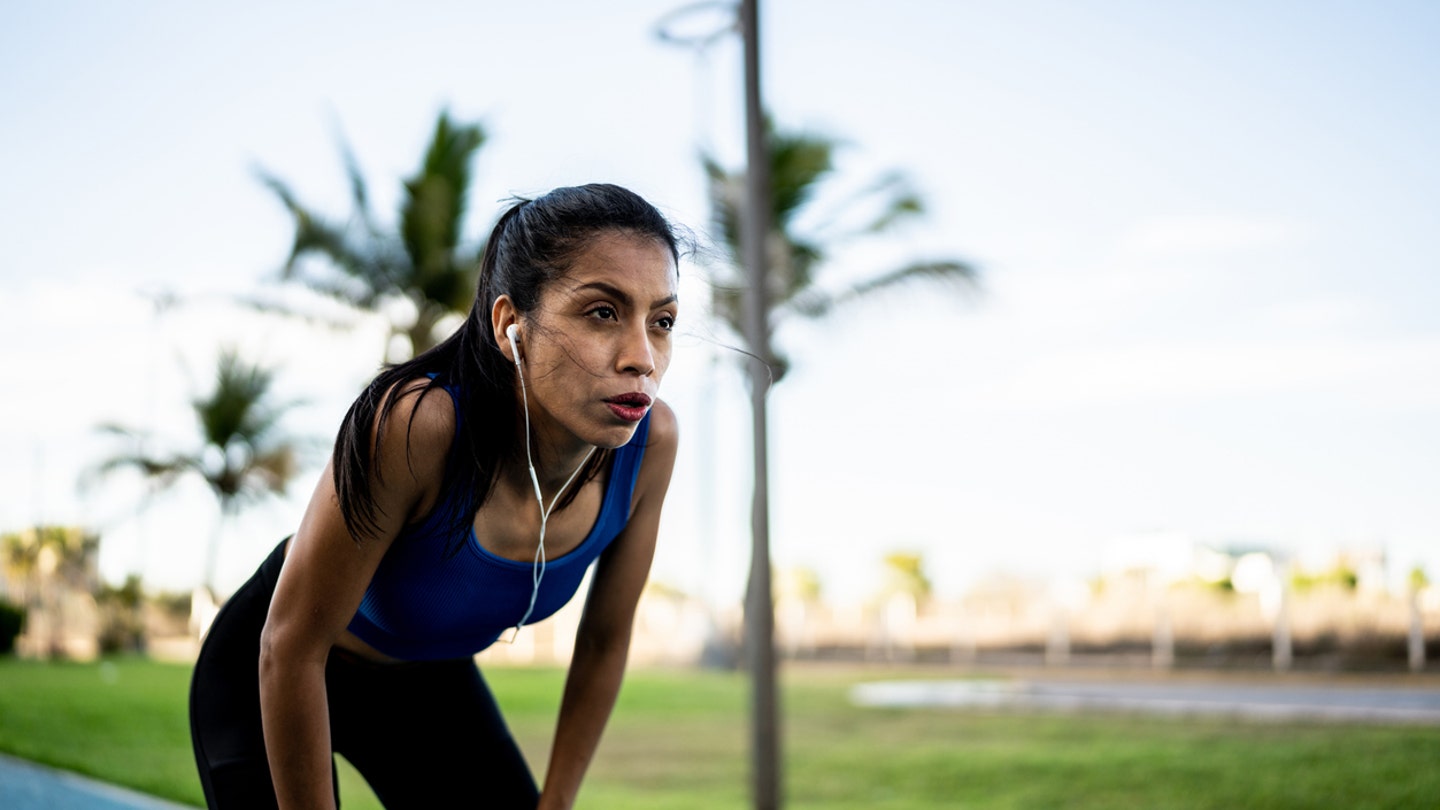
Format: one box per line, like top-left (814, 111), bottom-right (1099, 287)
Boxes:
top-left (0, 754), bottom-right (194, 809)
top-left (851, 678), bottom-right (1440, 724)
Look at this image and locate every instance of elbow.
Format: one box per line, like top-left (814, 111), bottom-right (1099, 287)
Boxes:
top-left (258, 618), bottom-right (318, 686)
top-left (258, 621), bottom-right (284, 686)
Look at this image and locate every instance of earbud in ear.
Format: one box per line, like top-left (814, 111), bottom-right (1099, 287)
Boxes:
top-left (506, 324), bottom-right (522, 366)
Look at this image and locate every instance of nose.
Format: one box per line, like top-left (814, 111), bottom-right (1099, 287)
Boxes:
top-left (617, 322), bottom-right (655, 376)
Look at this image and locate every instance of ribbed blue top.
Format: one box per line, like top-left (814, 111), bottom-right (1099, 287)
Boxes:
top-left (346, 394), bottom-right (651, 661)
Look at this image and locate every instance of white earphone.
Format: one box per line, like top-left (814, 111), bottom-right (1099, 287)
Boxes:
top-left (506, 323), bottom-right (522, 366)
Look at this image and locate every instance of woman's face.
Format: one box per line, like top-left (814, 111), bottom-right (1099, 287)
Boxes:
top-left (513, 230), bottom-right (679, 451)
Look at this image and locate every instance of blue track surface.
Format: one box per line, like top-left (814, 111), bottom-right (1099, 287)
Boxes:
top-left (0, 754), bottom-right (193, 809)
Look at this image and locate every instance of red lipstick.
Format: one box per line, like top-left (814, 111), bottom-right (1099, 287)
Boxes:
top-left (604, 393), bottom-right (652, 422)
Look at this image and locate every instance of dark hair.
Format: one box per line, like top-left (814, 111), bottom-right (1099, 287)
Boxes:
top-left (333, 183), bottom-right (682, 548)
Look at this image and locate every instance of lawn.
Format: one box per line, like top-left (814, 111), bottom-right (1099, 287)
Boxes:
top-left (0, 657), bottom-right (1437, 808)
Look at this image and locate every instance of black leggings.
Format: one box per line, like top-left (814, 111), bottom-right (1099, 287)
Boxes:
top-left (189, 540), bottom-right (540, 809)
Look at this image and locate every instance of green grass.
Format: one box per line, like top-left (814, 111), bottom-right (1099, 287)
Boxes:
top-left (1, 658), bottom-right (1438, 808)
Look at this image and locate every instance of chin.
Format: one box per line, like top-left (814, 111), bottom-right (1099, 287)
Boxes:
top-left (589, 420), bottom-right (643, 450)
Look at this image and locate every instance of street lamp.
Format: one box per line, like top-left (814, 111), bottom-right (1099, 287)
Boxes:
top-left (656, 2), bottom-right (781, 806)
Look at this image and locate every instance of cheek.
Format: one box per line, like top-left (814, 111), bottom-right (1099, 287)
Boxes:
top-left (653, 345), bottom-right (674, 380)
top-left (533, 333), bottom-right (605, 379)
top-left (541, 338), bottom-right (607, 380)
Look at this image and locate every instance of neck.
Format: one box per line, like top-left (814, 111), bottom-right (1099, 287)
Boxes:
top-left (525, 433), bottom-right (596, 493)
top-left (507, 402), bottom-right (595, 498)
top-left (509, 362), bottom-right (597, 501)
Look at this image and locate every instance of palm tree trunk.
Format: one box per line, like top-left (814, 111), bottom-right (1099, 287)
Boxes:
top-left (204, 500), bottom-right (232, 598)
top-left (408, 307), bottom-right (437, 358)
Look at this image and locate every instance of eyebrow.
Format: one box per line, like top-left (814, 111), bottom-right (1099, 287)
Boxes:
top-left (571, 281), bottom-right (678, 310)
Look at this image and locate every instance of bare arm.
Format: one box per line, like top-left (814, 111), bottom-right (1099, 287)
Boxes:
top-left (258, 382), bottom-right (451, 810)
top-left (538, 401), bottom-right (679, 810)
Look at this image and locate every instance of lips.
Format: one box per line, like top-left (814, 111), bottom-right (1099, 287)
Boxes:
top-left (604, 393), bottom-right (652, 422)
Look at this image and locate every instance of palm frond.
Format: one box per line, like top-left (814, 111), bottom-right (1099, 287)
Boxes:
top-left (779, 237), bottom-right (824, 303)
top-left (401, 112), bottom-right (486, 295)
top-left (334, 128), bottom-right (376, 235)
top-left (861, 191), bottom-right (924, 236)
top-left (255, 165), bottom-right (401, 299)
top-left (783, 287), bottom-right (836, 321)
top-left (260, 111), bottom-right (487, 362)
top-left (85, 423), bottom-right (193, 494)
top-left (249, 446), bottom-right (298, 497)
top-left (89, 452), bottom-right (195, 491)
top-left (95, 422), bottom-right (140, 440)
top-left (701, 151), bottom-right (744, 272)
top-left (801, 170), bottom-right (925, 243)
top-left (703, 125), bottom-right (837, 267)
top-left (88, 349), bottom-right (305, 595)
top-left (95, 454), bottom-right (192, 479)
top-left (710, 283), bottom-right (743, 335)
top-left (699, 116), bottom-right (980, 384)
top-left (705, 126), bottom-right (840, 301)
top-left (253, 166), bottom-right (304, 217)
top-left (192, 349), bottom-right (289, 452)
top-left (791, 259), bottom-right (978, 320)
top-left (768, 125), bottom-right (837, 233)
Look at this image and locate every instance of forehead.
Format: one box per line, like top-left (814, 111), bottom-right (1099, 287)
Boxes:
top-left (556, 231), bottom-right (678, 299)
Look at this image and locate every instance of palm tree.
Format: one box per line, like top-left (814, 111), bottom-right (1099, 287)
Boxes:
top-left (94, 349), bottom-right (299, 597)
top-left (257, 111), bottom-right (487, 359)
top-left (0, 526), bottom-right (100, 658)
top-left (880, 551), bottom-right (933, 603)
top-left (703, 118), bottom-right (978, 380)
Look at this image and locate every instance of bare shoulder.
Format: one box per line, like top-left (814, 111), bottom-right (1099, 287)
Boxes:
top-left (645, 398), bottom-right (679, 456)
top-left (374, 377), bottom-right (457, 486)
top-left (635, 399), bottom-right (678, 499)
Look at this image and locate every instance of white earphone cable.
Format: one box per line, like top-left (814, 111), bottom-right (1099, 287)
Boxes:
top-left (507, 337), bottom-right (595, 640)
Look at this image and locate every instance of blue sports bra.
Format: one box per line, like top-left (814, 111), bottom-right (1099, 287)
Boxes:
top-left (346, 388), bottom-right (651, 661)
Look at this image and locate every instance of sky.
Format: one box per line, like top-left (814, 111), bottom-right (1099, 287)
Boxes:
top-left (1, 1), bottom-right (1437, 605)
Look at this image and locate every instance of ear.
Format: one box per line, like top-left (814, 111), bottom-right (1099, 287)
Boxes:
top-left (491, 295), bottom-right (521, 364)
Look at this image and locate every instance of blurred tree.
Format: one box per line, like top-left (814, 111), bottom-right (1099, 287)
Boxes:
top-left (96, 574), bottom-right (146, 654)
top-left (776, 565), bottom-right (823, 660)
top-left (258, 111), bottom-right (487, 359)
top-left (0, 598), bottom-right (23, 654)
top-left (93, 349), bottom-right (299, 597)
top-left (777, 565), bottom-right (823, 604)
top-left (702, 118), bottom-right (977, 380)
top-left (642, 579), bottom-right (694, 602)
top-left (0, 526), bottom-right (100, 657)
top-left (0, 530), bottom-right (40, 607)
top-left (1410, 565), bottom-right (1431, 592)
top-left (1409, 565), bottom-right (1430, 672)
top-left (1291, 563), bottom-right (1360, 593)
top-left (881, 551), bottom-right (932, 602)
top-left (0, 526), bottom-right (99, 604)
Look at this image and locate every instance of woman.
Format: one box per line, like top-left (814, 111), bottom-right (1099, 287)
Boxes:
top-left (190, 183), bottom-right (683, 809)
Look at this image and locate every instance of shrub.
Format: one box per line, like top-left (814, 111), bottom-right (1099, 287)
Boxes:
top-left (0, 598), bottom-right (25, 654)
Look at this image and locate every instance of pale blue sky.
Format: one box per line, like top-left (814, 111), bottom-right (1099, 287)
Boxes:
top-left (2, 1), bottom-right (1437, 602)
